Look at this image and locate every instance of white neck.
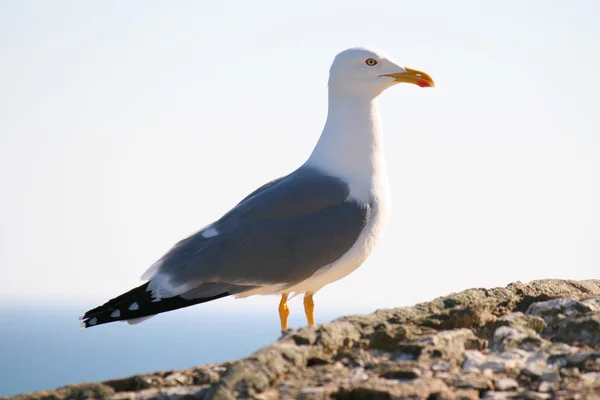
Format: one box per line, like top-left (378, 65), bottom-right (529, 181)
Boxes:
top-left (305, 88), bottom-right (388, 202)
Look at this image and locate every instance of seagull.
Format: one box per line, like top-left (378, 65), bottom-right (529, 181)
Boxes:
top-left (80, 46), bottom-right (434, 331)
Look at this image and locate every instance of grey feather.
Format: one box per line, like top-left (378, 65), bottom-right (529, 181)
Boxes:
top-left (150, 166), bottom-right (371, 293)
top-left (179, 283), bottom-right (256, 300)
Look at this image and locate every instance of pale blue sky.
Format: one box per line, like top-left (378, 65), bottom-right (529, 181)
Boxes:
top-left (1, 1), bottom-right (599, 316)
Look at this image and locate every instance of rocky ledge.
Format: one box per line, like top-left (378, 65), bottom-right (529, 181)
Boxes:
top-left (6, 279), bottom-right (600, 400)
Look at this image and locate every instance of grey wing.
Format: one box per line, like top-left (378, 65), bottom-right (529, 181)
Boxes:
top-left (146, 166), bottom-right (371, 297)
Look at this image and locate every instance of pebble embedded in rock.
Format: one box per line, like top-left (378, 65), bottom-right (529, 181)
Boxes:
top-left (494, 378), bottom-right (519, 391)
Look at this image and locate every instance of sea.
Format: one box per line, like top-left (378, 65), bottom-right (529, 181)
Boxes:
top-left (0, 305), bottom-right (347, 397)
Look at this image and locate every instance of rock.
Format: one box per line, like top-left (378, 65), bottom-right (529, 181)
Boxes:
top-left (455, 373), bottom-right (493, 391)
top-left (467, 348), bottom-right (530, 373)
top-left (582, 298), bottom-right (600, 311)
top-left (521, 391), bottom-right (552, 400)
top-left (526, 298), bottom-right (600, 348)
top-left (494, 378), bottom-right (519, 391)
top-left (127, 385), bottom-right (208, 400)
top-left (483, 391), bottom-right (519, 399)
top-left (495, 312), bottom-right (547, 333)
top-left (537, 381), bottom-right (554, 392)
top-left (432, 360), bottom-right (451, 372)
top-left (5, 279), bottom-right (600, 400)
top-left (582, 372), bottom-right (600, 386)
top-left (379, 366), bottom-right (421, 380)
top-left (463, 350), bottom-right (487, 371)
top-left (527, 298), bottom-right (591, 320)
top-left (491, 326), bottom-right (546, 353)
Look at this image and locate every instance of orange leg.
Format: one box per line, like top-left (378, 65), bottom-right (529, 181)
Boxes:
top-left (278, 293), bottom-right (290, 331)
top-left (303, 293), bottom-right (315, 326)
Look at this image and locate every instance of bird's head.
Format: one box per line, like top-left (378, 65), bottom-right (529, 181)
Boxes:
top-left (328, 46), bottom-right (434, 97)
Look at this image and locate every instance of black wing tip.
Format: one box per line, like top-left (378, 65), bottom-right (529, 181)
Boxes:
top-left (79, 316), bottom-right (97, 328)
top-left (78, 286), bottom-right (233, 329)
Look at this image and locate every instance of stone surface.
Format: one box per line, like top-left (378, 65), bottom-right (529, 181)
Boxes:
top-left (4, 279), bottom-right (600, 400)
top-left (494, 378), bottom-right (519, 391)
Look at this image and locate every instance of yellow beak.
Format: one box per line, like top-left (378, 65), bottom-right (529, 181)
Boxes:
top-left (381, 67), bottom-right (435, 88)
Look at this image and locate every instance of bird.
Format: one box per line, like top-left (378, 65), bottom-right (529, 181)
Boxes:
top-left (79, 46), bottom-right (434, 331)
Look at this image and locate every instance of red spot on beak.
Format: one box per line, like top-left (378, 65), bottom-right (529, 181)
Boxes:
top-left (416, 78), bottom-right (432, 88)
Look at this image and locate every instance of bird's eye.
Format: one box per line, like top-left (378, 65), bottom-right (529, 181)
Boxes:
top-left (365, 58), bottom-right (378, 66)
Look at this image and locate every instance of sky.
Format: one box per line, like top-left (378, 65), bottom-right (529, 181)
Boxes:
top-left (1, 0), bottom-right (599, 318)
